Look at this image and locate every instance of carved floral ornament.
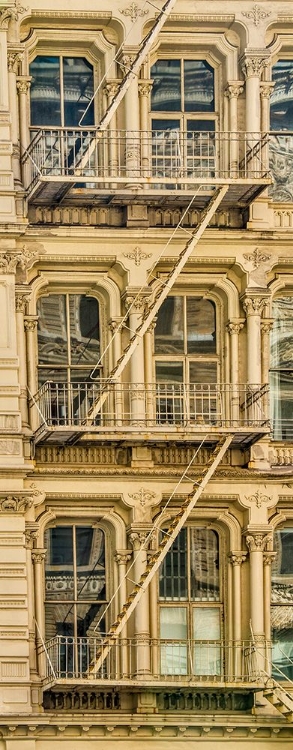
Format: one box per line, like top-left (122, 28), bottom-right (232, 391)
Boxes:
top-left (245, 533), bottom-right (272, 552)
top-left (245, 490), bottom-right (272, 508)
top-left (0, 484), bottom-right (45, 513)
top-left (123, 246), bottom-right (152, 266)
top-left (241, 55), bottom-right (270, 79)
top-left (120, 3), bottom-right (149, 22)
top-left (0, 2), bottom-right (27, 30)
top-left (242, 5), bottom-right (271, 26)
top-left (0, 243), bottom-right (45, 274)
top-left (243, 247), bottom-right (271, 269)
top-left (242, 296), bottom-right (268, 316)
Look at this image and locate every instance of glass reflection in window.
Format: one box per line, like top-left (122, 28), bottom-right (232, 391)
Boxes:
top-left (30, 56), bottom-right (94, 127)
top-left (270, 60), bottom-right (293, 201)
top-left (272, 529), bottom-right (293, 680)
top-left (151, 59), bottom-right (214, 113)
top-left (270, 297), bottom-right (293, 439)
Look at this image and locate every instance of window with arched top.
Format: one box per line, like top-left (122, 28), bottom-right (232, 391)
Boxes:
top-left (37, 293), bottom-right (100, 387)
top-left (154, 295), bottom-right (219, 425)
top-left (271, 527), bottom-right (293, 681)
top-left (159, 526), bottom-right (222, 676)
top-left (270, 296), bottom-right (293, 440)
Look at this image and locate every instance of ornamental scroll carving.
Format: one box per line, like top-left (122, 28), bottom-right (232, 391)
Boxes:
top-left (0, 495), bottom-right (33, 513)
top-left (246, 533), bottom-right (272, 552)
top-left (0, 243), bottom-right (44, 275)
top-left (0, 2), bottom-right (27, 30)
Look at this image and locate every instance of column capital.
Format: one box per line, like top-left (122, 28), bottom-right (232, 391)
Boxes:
top-left (24, 315), bottom-right (38, 332)
top-left (128, 528), bottom-right (152, 550)
top-left (242, 294), bottom-right (269, 316)
top-left (0, 4), bottom-right (27, 30)
top-left (15, 285), bottom-right (31, 313)
top-left (25, 522), bottom-right (39, 549)
top-left (260, 81), bottom-right (275, 99)
top-left (260, 318), bottom-right (274, 334)
top-left (7, 46), bottom-right (24, 73)
top-left (229, 551), bottom-right (247, 566)
top-left (245, 532), bottom-right (273, 552)
top-left (114, 549), bottom-right (132, 565)
top-left (263, 551), bottom-right (277, 566)
top-left (16, 76), bottom-right (32, 94)
top-left (118, 49), bottom-right (137, 73)
top-left (240, 51), bottom-right (270, 79)
top-left (123, 287), bottom-right (151, 314)
top-left (31, 548), bottom-right (46, 564)
top-left (138, 80), bottom-right (154, 97)
top-left (108, 316), bottom-right (124, 333)
top-left (224, 81), bottom-right (244, 99)
top-left (103, 79), bottom-right (120, 100)
top-left (226, 319), bottom-right (245, 335)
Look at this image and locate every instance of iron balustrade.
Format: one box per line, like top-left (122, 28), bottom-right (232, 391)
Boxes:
top-left (21, 129), bottom-right (269, 193)
top-left (30, 381), bottom-right (269, 431)
top-left (38, 635), bottom-right (269, 684)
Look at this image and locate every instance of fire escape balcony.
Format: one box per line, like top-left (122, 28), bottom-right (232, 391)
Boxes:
top-left (39, 635), bottom-right (267, 692)
top-left (21, 128), bottom-right (271, 208)
top-left (29, 380), bottom-right (270, 446)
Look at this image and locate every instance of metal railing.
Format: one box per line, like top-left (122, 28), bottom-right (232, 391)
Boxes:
top-left (21, 129), bottom-right (269, 193)
top-left (38, 636), bottom-right (267, 683)
top-left (30, 381), bottom-right (269, 431)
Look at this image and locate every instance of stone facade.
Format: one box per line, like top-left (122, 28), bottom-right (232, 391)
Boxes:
top-left (0, 0), bottom-right (293, 748)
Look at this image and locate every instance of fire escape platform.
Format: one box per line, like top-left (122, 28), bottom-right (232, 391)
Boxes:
top-left (26, 179), bottom-right (271, 209)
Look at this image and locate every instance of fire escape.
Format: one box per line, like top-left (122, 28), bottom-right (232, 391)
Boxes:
top-left (21, 0), bottom-right (290, 719)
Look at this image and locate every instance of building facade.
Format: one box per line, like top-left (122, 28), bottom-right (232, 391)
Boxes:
top-left (1, 0), bottom-right (293, 748)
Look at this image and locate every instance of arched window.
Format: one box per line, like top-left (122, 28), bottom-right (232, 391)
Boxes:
top-left (154, 295), bottom-right (219, 425)
top-left (150, 58), bottom-right (216, 179)
top-left (44, 524), bottom-right (107, 677)
top-left (37, 293), bottom-right (100, 387)
top-left (272, 527), bottom-right (293, 680)
top-left (270, 296), bottom-right (293, 440)
top-left (30, 56), bottom-right (94, 127)
top-left (159, 527), bottom-right (222, 675)
top-left (270, 60), bottom-right (293, 201)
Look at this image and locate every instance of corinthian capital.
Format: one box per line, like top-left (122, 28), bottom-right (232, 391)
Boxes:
top-left (242, 295), bottom-right (267, 316)
top-left (241, 53), bottom-right (270, 79)
top-left (225, 81), bottom-right (244, 99)
top-left (246, 533), bottom-right (272, 552)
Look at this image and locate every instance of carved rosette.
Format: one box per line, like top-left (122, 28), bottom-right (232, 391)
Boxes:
top-left (245, 533), bottom-right (272, 552)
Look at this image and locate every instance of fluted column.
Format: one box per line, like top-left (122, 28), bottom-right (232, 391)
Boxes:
top-left (229, 553), bottom-right (247, 677)
top-left (242, 295), bottom-right (268, 385)
top-left (120, 52), bottom-right (141, 186)
top-left (139, 80), bottom-right (153, 179)
top-left (224, 82), bottom-right (243, 175)
top-left (32, 549), bottom-right (46, 676)
top-left (124, 292), bottom-right (147, 425)
top-left (115, 550), bottom-right (132, 677)
top-left (104, 81), bottom-right (119, 182)
top-left (129, 531), bottom-right (151, 676)
top-left (24, 316), bottom-right (38, 431)
top-left (7, 47), bottom-right (23, 186)
top-left (25, 525), bottom-right (39, 675)
top-left (226, 320), bottom-right (244, 424)
top-left (241, 54), bottom-right (269, 135)
top-left (15, 286), bottom-right (31, 427)
top-left (245, 531), bottom-right (272, 675)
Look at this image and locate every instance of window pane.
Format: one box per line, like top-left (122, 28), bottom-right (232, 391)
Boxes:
top-left (46, 527), bottom-right (73, 566)
top-left (271, 297), bottom-right (293, 369)
top-left (270, 371), bottom-right (293, 440)
top-left (272, 607), bottom-right (293, 681)
top-left (187, 297), bottom-right (216, 354)
top-left (155, 297), bottom-right (184, 353)
top-left (160, 607), bottom-right (187, 674)
top-left (155, 361), bottom-right (183, 383)
top-left (190, 528), bottom-right (220, 601)
top-left (151, 59), bottom-right (181, 111)
top-left (76, 527), bottom-right (106, 601)
top-left (189, 362), bottom-right (217, 383)
top-left (159, 528), bottom-right (187, 600)
top-left (63, 57), bottom-right (94, 127)
top-left (37, 295), bottom-right (68, 365)
top-left (151, 120), bottom-right (181, 179)
top-left (30, 56), bottom-right (61, 126)
top-left (184, 60), bottom-right (214, 112)
top-left (69, 295), bottom-right (100, 365)
top-left (193, 607), bottom-right (221, 676)
top-left (271, 60), bottom-right (293, 131)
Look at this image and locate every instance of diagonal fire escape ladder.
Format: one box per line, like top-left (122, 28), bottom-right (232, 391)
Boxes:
top-left (263, 682), bottom-right (293, 722)
top-left (86, 185), bottom-right (228, 424)
top-left (88, 434), bottom-right (232, 675)
top-left (74, 0), bottom-right (178, 171)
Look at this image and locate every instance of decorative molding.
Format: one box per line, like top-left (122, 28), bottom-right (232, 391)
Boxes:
top-left (245, 490), bottom-right (272, 508)
top-left (243, 247), bottom-right (271, 268)
top-left (0, 3), bottom-right (27, 29)
top-left (242, 5), bottom-right (271, 26)
top-left (245, 533), bottom-right (272, 552)
top-left (0, 243), bottom-right (44, 274)
top-left (0, 495), bottom-right (33, 513)
top-left (120, 3), bottom-right (149, 22)
top-left (123, 246), bottom-right (152, 266)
